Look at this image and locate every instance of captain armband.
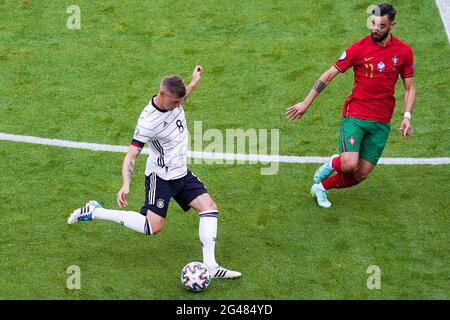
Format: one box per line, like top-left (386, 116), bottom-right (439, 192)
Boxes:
top-left (130, 139), bottom-right (145, 149)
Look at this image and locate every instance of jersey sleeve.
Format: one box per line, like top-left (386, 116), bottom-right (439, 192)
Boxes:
top-left (401, 48), bottom-right (414, 79)
top-left (130, 117), bottom-right (154, 148)
top-left (334, 43), bottom-right (359, 73)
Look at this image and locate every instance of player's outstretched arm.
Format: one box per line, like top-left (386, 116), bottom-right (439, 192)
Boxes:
top-left (400, 77), bottom-right (416, 137)
top-left (286, 65), bottom-right (340, 121)
top-left (117, 146), bottom-right (142, 208)
top-left (185, 65), bottom-right (203, 98)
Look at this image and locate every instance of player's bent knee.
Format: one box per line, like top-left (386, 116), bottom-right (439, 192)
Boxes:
top-left (190, 193), bottom-right (218, 212)
top-left (201, 200), bottom-right (218, 213)
top-left (146, 211), bottom-right (165, 235)
top-left (340, 154), bottom-right (359, 173)
top-left (209, 201), bottom-right (218, 212)
top-left (150, 220), bottom-right (164, 234)
top-left (341, 161), bottom-right (358, 173)
top-left (151, 223), bottom-right (163, 234)
top-left (354, 171), bottom-right (370, 182)
top-left (197, 201), bottom-right (218, 213)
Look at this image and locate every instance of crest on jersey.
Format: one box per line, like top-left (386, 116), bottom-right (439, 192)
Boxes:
top-left (377, 61), bottom-right (385, 72)
top-left (156, 199), bottom-right (165, 209)
top-left (348, 136), bottom-right (356, 147)
top-left (391, 55), bottom-right (399, 66)
top-left (339, 51), bottom-right (347, 61)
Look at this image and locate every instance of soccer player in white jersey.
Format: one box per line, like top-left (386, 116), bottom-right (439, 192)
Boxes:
top-left (68, 66), bottom-right (241, 279)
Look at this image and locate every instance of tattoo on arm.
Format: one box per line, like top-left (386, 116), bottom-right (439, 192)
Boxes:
top-left (126, 159), bottom-right (136, 179)
top-left (313, 80), bottom-right (326, 93)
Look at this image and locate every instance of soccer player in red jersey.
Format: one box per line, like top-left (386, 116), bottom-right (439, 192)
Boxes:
top-left (286, 3), bottom-right (416, 208)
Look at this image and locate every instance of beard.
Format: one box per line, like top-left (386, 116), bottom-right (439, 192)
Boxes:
top-left (371, 30), bottom-right (390, 42)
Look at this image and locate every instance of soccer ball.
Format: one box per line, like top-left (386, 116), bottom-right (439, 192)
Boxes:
top-left (180, 262), bottom-right (211, 292)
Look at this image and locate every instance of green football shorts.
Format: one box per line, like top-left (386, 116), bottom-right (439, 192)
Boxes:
top-left (338, 117), bottom-right (391, 165)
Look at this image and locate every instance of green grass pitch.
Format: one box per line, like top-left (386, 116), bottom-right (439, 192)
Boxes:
top-left (0, 1), bottom-right (449, 299)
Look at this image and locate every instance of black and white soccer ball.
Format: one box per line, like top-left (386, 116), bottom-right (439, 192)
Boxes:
top-left (180, 262), bottom-right (211, 292)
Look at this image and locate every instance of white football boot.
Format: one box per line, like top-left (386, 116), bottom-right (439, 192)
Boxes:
top-left (311, 184), bottom-right (332, 208)
top-left (210, 265), bottom-right (242, 279)
top-left (67, 200), bottom-right (102, 224)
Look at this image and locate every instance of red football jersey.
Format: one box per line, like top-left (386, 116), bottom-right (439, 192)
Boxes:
top-left (334, 35), bottom-right (414, 123)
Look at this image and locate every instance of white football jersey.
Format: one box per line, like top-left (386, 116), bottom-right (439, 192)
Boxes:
top-left (132, 96), bottom-right (188, 180)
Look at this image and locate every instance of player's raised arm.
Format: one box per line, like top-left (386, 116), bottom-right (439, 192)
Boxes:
top-left (286, 65), bottom-right (340, 121)
top-left (400, 76), bottom-right (416, 137)
top-left (117, 145), bottom-right (142, 208)
top-left (185, 65), bottom-right (203, 98)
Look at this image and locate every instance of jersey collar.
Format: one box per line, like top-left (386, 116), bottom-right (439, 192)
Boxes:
top-left (151, 95), bottom-right (168, 113)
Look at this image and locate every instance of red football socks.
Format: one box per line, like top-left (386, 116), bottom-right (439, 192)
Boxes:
top-left (322, 173), bottom-right (360, 190)
top-left (331, 156), bottom-right (343, 173)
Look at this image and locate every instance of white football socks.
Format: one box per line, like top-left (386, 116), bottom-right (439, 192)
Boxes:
top-left (199, 211), bottom-right (219, 270)
top-left (89, 208), bottom-right (219, 265)
top-left (93, 208), bottom-right (152, 235)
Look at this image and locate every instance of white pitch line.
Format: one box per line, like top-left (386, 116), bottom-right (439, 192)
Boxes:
top-left (436, 0), bottom-right (450, 43)
top-left (1, 132), bottom-right (449, 165)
